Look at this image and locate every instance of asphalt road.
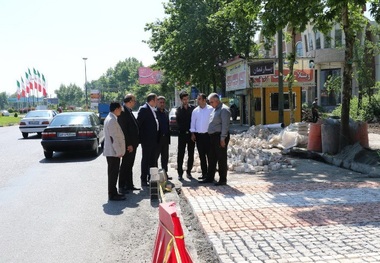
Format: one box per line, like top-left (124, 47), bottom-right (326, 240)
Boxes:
top-left (0, 125), bottom-right (174, 263)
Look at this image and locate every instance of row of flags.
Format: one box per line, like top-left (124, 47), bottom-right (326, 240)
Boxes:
top-left (16, 68), bottom-right (48, 99)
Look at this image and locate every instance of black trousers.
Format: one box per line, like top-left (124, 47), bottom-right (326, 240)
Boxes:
top-left (119, 145), bottom-right (138, 189)
top-left (106, 156), bottom-right (121, 197)
top-left (156, 134), bottom-right (169, 172)
top-left (207, 133), bottom-right (230, 183)
top-left (177, 132), bottom-right (195, 175)
top-left (195, 133), bottom-right (210, 177)
top-left (141, 143), bottom-right (157, 183)
top-left (312, 110), bottom-right (319, 123)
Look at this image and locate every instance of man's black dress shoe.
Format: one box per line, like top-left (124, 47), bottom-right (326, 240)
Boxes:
top-left (167, 176), bottom-right (173, 180)
top-left (186, 173), bottom-right (193, 179)
top-left (109, 194), bottom-right (126, 201)
top-left (214, 181), bottom-right (227, 186)
top-left (199, 179), bottom-right (214, 184)
top-left (126, 186), bottom-right (141, 191)
top-left (118, 188), bottom-right (129, 194)
top-left (178, 174), bottom-right (183, 180)
top-left (198, 175), bottom-right (207, 180)
top-left (141, 181), bottom-right (149, 186)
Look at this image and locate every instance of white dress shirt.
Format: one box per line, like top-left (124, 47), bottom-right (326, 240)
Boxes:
top-left (190, 104), bottom-right (213, 133)
top-left (148, 103), bottom-right (159, 131)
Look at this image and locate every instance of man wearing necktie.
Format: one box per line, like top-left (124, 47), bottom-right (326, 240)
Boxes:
top-left (118, 94), bottom-right (140, 192)
top-left (137, 93), bottom-right (159, 186)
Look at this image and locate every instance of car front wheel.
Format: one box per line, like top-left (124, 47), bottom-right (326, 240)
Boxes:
top-left (44, 151), bottom-right (53, 159)
top-left (22, 132), bottom-right (28, 139)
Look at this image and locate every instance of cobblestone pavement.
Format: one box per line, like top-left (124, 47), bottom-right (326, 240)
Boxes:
top-left (179, 158), bottom-right (380, 262)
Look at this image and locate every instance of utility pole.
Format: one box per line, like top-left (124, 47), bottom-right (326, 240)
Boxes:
top-left (83, 58), bottom-right (88, 111)
top-left (278, 29), bottom-right (284, 124)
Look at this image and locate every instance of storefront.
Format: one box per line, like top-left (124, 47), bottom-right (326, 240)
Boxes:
top-left (250, 58), bottom-right (315, 126)
top-left (224, 57), bottom-right (252, 125)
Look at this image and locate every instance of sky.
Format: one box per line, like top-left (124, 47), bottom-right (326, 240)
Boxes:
top-left (0, 0), bottom-right (168, 97)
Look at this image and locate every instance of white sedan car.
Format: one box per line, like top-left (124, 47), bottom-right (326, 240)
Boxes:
top-left (19, 110), bottom-right (58, 138)
top-left (1, 110), bottom-right (10, 116)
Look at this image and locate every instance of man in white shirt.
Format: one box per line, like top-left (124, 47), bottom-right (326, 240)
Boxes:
top-left (190, 93), bottom-right (214, 180)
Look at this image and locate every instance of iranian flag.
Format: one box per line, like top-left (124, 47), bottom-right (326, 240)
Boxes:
top-left (28, 68), bottom-right (34, 91)
top-left (25, 72), bottom-right (30, 94)
top-left (21, 77), bottom-right (26, 97)
top-left (37, 70), bottom-right (42, 92)
top-left (33, 68), bottom-right (38, 90)
top-left (41, 74), bottom-right (47, 97)
top-left (16, 80), bottom-right (21, 99)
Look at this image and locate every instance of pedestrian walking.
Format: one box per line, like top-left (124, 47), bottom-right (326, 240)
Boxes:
top-left (199, 93), bottom-right (231, 186)
top-left (137, 93), bottom-right (159, 186)
top-left (155, 96), bottom-right (172, 179)
top-left (190, 93), bottom-right (213, 180)
top-left (103, 102), bottom-right (126, 201)
top-left (176, 91), bottom-right (195, 180)
top-left (118, 94), bottom-right (140, 193)
top-left (312, 98), bottom-right (319, 123)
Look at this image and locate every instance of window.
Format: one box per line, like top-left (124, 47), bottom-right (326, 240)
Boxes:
top-left (320, 69), bottom-right (341, 106)
top-left (254, 97), bottom-right (261, 111)
top-left (304, 35), bottom-right (308, 52)
top-left (302, 90), bottom-right (307, 104)
top-left (335, 29), bottom-right (342, 47)
top-left (308, 33), bottom-right (313, 51)
top-left (270, 93), bottom-right (296, 111)
top-left (296, 41), bottom-right (303, 57)
top-left (315, 31), bottom-right (321, 49)
top-left (324, 33), bottom-right (331, 48)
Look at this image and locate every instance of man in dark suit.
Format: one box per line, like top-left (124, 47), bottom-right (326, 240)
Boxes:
top-left (155, 96), bottom-right (171, 179)
top-left (137, 93), bottom-right (159, 186)
top-left (176, 91), bottom-right (195, 180)
top-left (118, 94), bottom-right (140, 193)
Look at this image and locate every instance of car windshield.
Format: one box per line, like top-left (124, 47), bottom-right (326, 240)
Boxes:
top-left (26, 111), bottom-right (51, 118)
top-left (50, 115), bottom-right (90, 126)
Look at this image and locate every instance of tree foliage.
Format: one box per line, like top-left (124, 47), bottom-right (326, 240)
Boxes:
top-left (54, 84), bottom-right (84, 109)
top-left (145, 0), bottom-right (260, 96)
top-left (0, 92), bottom-right (8, 110)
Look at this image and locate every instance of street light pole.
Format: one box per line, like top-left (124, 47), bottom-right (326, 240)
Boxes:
top-left (83, 57), bottom-right (88, 111)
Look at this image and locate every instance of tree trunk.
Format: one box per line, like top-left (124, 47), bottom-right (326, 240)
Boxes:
top-left (340, 4), bottom-right (353, 150)
top-left (288, 27), bottom-right (296, 123)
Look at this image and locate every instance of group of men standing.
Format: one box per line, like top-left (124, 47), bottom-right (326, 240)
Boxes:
top-left (103, 93), bottom-right (171, 201)
top-left (103, 90), bottom-right (231, 201)
top-left (177, 91), bottom-right (231, 186)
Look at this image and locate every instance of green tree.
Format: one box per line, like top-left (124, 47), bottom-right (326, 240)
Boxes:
top-left (145, 0), bottom-right (238, 96)
top-left (93, 58), bottom-right (143, 103)
top-left (312, 1), bottom-right (367, 150)
top-left (54, 84), bottom-right (84, 109)
top-left (260, 1), bottom-right (325, 124)
top-left (0, 92), bottom-right (8, 109)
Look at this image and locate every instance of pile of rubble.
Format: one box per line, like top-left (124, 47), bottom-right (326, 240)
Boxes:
top-left (169, 123), bottom-right (310, 174)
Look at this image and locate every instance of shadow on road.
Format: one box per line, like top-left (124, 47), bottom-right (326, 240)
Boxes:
top-left (39, 148), bottom-right (104, 163)
top-left (102, 188), bottom-right (160, 215)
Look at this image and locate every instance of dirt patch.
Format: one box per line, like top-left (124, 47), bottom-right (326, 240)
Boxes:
top-left (179, 193), bottom-right (219, 263)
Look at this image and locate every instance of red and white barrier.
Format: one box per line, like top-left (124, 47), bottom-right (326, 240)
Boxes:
top-left (152, 202), bottom-right (193, 263)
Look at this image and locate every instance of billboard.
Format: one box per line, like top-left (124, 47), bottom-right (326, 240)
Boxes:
top-left (250, 61), bottom-right (275, 76)
top-left (226, 61), bottom-right (248, 92)
top-left (138, 67), bottom-right (163, 85)
top-left (250, 59), bottom-right (315, 88)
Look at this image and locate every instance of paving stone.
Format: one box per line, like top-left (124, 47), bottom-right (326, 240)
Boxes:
top-left (181, 162), bottom-right (380, 262)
